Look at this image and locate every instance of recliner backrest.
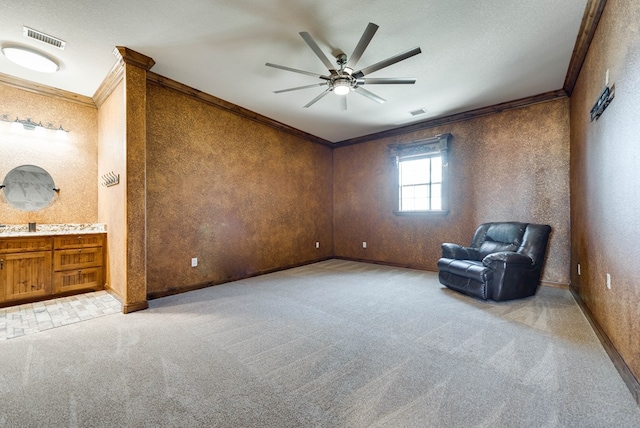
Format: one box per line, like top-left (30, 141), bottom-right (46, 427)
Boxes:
top-left (471, 222), bottom-right (527, 259)
top-left (517, 223), bottom-right (552, 266)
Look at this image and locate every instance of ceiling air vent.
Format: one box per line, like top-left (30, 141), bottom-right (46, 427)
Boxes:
top-left (23, 26), bottom-right (66, 50)
top-left (409, 108), bottom-right (428, 116)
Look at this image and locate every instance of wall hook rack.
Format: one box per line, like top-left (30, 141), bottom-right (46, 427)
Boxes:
top-left (101, 172), bottom-right (120, 187)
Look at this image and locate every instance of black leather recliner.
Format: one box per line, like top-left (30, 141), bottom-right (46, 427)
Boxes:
top-left (437, 222), bottom-right (551, 301)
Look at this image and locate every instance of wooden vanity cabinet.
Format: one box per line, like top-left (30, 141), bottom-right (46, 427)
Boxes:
top-left (53, 234), bottom-right (104, 294)
top-left (0, 237), bottom-right (52, 303)
top-left (0, 233), bottom-right (105, 306)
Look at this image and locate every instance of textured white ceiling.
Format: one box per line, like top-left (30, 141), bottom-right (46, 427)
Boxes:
top-left (0, 0), bottom-right (588, 142)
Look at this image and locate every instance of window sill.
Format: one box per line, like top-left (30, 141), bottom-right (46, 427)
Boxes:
top-left (393, 210), bottom-right (449, 216)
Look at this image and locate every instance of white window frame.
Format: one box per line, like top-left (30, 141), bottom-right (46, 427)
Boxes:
top-left (389, 133), bottom-right (451, 215)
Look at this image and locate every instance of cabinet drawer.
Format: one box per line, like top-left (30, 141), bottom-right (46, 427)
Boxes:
top-left (0, 237), bottom-right (52, 254)
top-left (54, 267), bottom-right (103, 294)
top-left (54, 247), bottom-right (103, 271)
top-left (54, 234), bottom-right (104, 249)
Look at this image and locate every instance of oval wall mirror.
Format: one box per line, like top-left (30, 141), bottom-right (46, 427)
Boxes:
top-left (1, 165), bottom-right (57, 211)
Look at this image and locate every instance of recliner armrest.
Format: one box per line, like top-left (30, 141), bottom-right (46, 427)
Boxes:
top-left (442, 243), bottom-right (480, 260)
top-left (482, 251), bottom-right (533, 266)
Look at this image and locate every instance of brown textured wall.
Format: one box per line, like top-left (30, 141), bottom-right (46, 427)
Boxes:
top-left (334, 99), bottom-right (570, 285)
top-left (145, 83), bottom-right (333, 295)
top-left (97, 80), bottom-right (127, 300)
top-left (570, 0), bottom-right (640, 382)
top-left (0, 84), bottom-right (98, 224)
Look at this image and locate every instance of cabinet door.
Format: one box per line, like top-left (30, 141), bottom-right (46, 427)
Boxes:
top-left (0, 251), bottom-right (52, 302)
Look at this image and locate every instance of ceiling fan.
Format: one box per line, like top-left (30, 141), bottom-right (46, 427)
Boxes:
top-left (266, 22), bottom-right (421, 110)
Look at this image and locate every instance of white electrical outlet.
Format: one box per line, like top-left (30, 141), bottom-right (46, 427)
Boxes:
top-left (577, 263), bottom-right (581, 276)
top-left (191, 257), bottom-right (198, 267)
top-left (315, 241), bottom-right (320, 249)
top-left (362, 241), bottom-right (367, 249)
top-left (606, 273), bottom-right (611, 289)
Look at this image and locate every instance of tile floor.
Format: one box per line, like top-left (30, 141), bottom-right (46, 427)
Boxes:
top-left (0, 291), bottom-right (122, 341)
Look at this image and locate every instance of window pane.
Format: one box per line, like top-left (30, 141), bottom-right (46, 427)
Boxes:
top-left (431, 156), bottom-right (442, 183)
top-left (414, 184), bottom-right (429, 198)
top-left (390, 134), bottom-right (451, 213)
top-left (431, 198), bottom-right (442, 210)
top-left (431, 184), bottom-right (441, 199)
top-left (413, 197), bottom-right (430, 210)
top-left (400, 185), bottom-right (413, 200)
top-left (401, 196), bottom-right (414, 211)
top-left (397, 152), bottom-right (446, 213)
top-left (400, 158), bottom-right (429, 185)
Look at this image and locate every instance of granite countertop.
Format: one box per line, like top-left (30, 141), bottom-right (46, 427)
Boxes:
top-left (0, 223), bottom-right (107, 237)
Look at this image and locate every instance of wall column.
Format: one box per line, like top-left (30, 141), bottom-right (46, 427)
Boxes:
top-left (120, 48), bottom-right (154, 312)
top-left (96, 47), bottom-right (154, 313)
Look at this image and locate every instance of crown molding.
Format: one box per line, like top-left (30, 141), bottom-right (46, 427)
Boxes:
top-left (92, 54), bottom-right (125, 108)
top-left (0, 72), bottom-right (95, 108)
top-left (334, 89), bottom-right (567, 147)
top-left (563, 0), bottom-right (608, 95)
top-left (114, 46), bottom-right (156, 71)
top-left (146, 71), bottom-right (333, 147)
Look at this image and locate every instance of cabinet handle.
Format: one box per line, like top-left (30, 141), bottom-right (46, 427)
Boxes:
top-left (0, 259), bottom-right (3, 270)
top-left (78, 249), bottom-right (82, 253)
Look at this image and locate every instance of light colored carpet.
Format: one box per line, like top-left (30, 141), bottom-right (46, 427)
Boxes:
top-left (0, 259), bottom-right (638, 427)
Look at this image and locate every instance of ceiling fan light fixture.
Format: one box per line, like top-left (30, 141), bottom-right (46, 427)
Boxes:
top-left (333, 76), bottom-right (352, 95)
top-left (333, 84), bottom-right (350, 95)
top-left (2, 47), bottom-right (59, 73)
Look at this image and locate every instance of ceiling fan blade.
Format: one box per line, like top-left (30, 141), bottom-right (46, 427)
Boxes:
top-left (265, 62), bottom-right (329, 79)
top-left (356, 77), bottom-right (417, 85)
top-left (339, 95), bottom-right (347, 111)
top-left (353, 47), bottom-right (422, 79)
top-left (345, 22), bottom-right (379, 70)
top-left (299, 32), bottom-right (337, 73)
top-left (274, 83), bottom-right (328, 94)
top-left (304, 88), bottom-right (331, 108)
top-left (353, 86), bottom-right (386, 104)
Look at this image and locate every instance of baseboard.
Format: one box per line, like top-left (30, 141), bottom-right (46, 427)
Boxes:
top-left (333, 256), bottom-right (436, 272)
top-left (122, 300), bottom-right (149, 314)
top-left (336, 257), bottom-right (570, 289)
top-left (147, 256), bottom-right (334, 301)
top-left (540, 280), bottom-right (569, 290)
top-left (105, 286), bottom-right (148, 313)
top-left (570, 286), bottom-right (640, 406)
top-left (147, 280), bottom-right (215, 300)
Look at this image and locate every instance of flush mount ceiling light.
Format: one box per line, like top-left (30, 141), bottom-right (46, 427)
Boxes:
top-left (2, 47), bottom-right (59, 73)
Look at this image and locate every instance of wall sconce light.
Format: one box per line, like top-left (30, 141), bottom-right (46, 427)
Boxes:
top-left (0, 114), bottom-right (69, 133)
